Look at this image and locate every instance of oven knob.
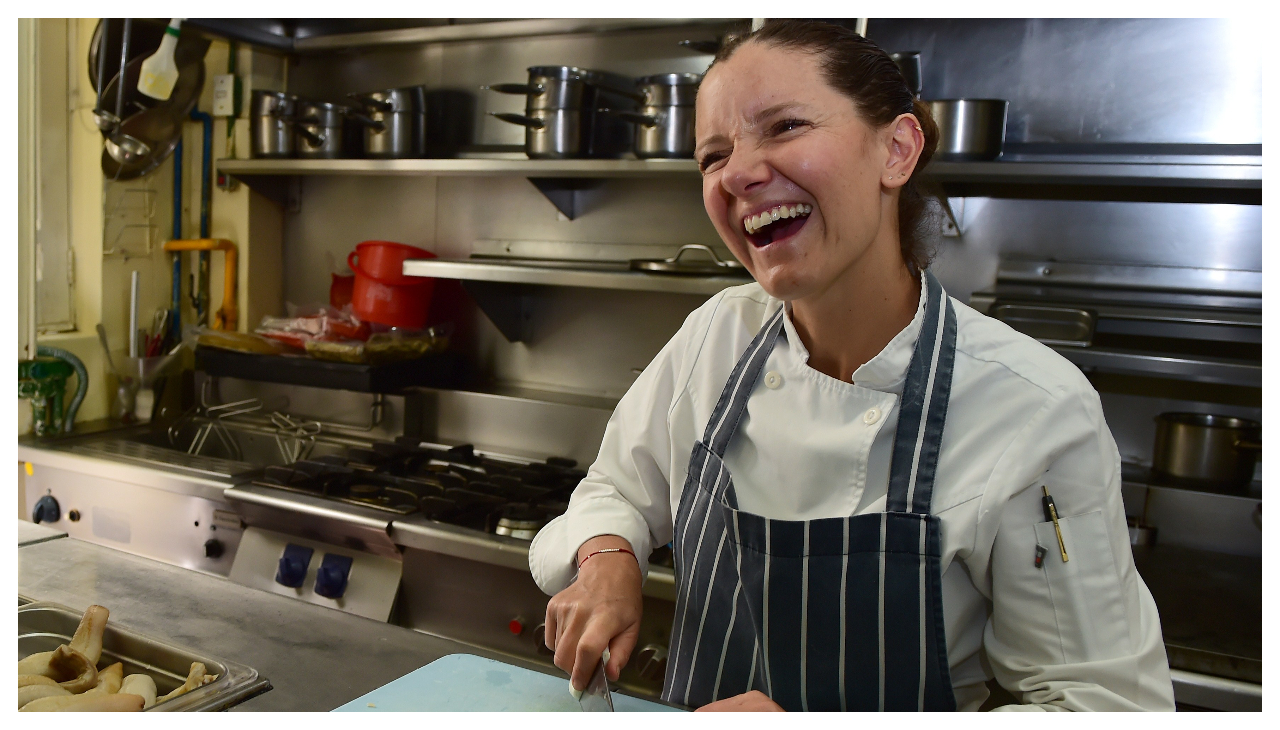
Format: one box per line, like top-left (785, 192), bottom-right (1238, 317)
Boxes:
top-left (532, 624), bottom-right (554, 656)
top-left (204, 539), bottom-right (225, 559)
top-left (636, 644), bottom-right (668, 681)
top-left (314, 553), bottom-right (354, 599)
top-left (275, 544), bottom-right (314, 588)
top-left (32, 495), bottom-right (60, 524)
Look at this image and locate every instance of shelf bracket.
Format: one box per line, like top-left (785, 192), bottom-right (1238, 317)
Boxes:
top-left (527, 178), bottom-right (602, 220)
top-left (939, 195), bottom-right (965, 237)
top-left (462, 280), bottom-right (535, 343)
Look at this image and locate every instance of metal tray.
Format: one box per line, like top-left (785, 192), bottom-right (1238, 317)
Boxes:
top-left (18, 601), bottom-right (271, 711)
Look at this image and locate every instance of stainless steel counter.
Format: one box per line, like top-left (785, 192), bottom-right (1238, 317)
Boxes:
top-left (16, 536), bottom-right (560, 711)
top-left (18, 519), bottom-right (66, 547)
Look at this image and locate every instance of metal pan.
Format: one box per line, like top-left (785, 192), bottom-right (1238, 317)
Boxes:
top-left (630, 245), bottom-right (746, 276)
top-left (1151, 412), bottom-right (1261, 495)
top-left (18, 601), bottom-right (270, 711)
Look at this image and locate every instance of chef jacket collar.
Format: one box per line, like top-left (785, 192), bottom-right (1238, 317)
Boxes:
top-left (778, 273), bottom-right (927, 393)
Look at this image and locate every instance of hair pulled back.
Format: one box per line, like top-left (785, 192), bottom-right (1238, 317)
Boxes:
top-left (708, 19), bottom-right (940, 274)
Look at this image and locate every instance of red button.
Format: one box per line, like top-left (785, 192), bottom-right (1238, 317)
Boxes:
top-left (508, 619), bottom-right (524, 635)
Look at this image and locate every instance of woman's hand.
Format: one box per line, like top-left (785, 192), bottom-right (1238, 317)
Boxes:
top-left (544, 535), bottom-right (644, 692)
top-left (695, 690), bottom-right (785, 712)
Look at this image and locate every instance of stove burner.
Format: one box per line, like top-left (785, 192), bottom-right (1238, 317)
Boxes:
top-left (253, 441), bottom-right (581, 538)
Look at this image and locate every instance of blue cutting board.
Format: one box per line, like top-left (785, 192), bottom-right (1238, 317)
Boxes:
top-left (333, 653), bottom-right (683, 712)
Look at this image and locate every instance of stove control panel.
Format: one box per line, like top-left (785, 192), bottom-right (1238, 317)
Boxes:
top-left (276, 544), bottom-right (314, 588)
top-left (229, 527), bottom-right (402, 621)
top-left (314, 553), bottom-right (354, 599)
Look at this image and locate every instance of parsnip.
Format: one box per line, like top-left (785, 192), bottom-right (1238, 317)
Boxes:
top-left (18, 674), bottom-right (59, 688)
top-left (18, 684), bottom-right (70, 709)
top-left (83, 661), bottom-right (124, 695)
top-left (48, 645), bottom-right (97, 693)
top-left (19, 692), bottom-right (144, 712)
top-left (17, 650), bottom-right (57, 678)
top-left (68, 605), bottom-right (109, 664)
top-left (120, 674), bottom-right (157, 708)
top-left (157, 662), bottom-right (207, 703)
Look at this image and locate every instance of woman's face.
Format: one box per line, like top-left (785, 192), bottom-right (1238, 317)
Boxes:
top-left (696, 42), bottom-right (907, 301)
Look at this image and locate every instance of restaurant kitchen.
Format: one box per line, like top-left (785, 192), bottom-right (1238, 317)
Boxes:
top-left (16, 18), bottom-right (1261, 712)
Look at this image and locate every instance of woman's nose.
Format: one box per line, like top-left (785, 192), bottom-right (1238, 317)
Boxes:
top-left (719, 145), bottom-right (771, 197)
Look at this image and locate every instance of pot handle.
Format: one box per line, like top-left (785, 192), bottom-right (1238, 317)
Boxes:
top-left (489, 112), bottom-right (545, 129)
top-left (347, 93), bottom-right (394, 113)
top-left (482, 83), bottom-right (545, 96)
top-left (1234, 439), bottom-right (1262, 451)
top-left (597, 108), bottom-right (660, 127)
top-left (346, 111), bottom-right (387, 133)
top-left (291, 122), bottom-right (325, 148)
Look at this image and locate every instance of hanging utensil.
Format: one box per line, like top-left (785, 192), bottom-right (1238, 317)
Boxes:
top-left (105, 19), bottom-right (152, 165)
top-left (92, 21), bottom-right (119, 132)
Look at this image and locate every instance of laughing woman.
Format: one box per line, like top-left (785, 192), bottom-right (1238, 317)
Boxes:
top-left (528, 20), bottom-right (1174, 711)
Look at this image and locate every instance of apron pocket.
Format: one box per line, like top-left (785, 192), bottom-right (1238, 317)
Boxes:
top-left (1033, 510), bottom-right (1132, 663)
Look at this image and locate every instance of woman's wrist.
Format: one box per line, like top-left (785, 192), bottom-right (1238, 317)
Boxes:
top-left (576, 535), bottom-right (640, 573)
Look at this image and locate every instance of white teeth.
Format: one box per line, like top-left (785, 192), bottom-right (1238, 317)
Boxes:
top-left (743, 204), bottom-right (811, 234)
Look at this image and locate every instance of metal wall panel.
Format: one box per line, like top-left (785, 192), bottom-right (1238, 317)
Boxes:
top-left (868, 18), bottom-right (1262, 144)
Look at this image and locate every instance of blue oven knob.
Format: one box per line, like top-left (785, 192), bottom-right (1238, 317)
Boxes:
top-left (314, 553), bottom-right (354, 599)
top-left (275, 544), bottom-right (314, 588)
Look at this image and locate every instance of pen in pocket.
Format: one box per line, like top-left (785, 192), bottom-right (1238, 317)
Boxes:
top-left (1041, 485), bottom-right (1069, 563)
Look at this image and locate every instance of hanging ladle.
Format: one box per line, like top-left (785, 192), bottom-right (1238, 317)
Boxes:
top-left (103, 18), bottom-right (152, 165)
top-left (91, 19), bottom-right (120, 131)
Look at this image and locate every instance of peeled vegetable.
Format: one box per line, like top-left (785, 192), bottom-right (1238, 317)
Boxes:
top-left (20, 693), bottom-right (144, 712)
top-left (17, 684), bottom-right (70, 709)
top-left (84, 662), bottom-right (124, 695)
top-left (120, 674), bottom-right (157, 708)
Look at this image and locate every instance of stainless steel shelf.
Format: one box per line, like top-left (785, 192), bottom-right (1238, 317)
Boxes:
top-left (188, 18), bottom-right (739, 54)
top-left (217, 157), bottom-right (699, 178)
top-left (218, 156), bottom-right (1260, 206)
top-left (403, 258), bottom-right (749, 295)
top-left (1054, 347), bottom-right (1261, 388)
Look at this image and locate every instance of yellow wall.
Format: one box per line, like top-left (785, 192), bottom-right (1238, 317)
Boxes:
top-left (23, 19), bottom-right (285, 433)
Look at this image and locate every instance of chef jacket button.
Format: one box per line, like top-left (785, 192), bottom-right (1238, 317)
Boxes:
top-left (863, 407), bottom-right (881, 425)
top-left (763, 371), bottom-right (783, 389)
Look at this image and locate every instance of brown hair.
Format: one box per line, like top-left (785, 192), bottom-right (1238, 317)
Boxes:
top-left (708, 19), bottom-right (940, 274)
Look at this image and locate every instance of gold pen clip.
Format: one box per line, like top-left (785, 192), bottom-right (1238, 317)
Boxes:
top-left (1041, 485), bottom-right (1069, 563)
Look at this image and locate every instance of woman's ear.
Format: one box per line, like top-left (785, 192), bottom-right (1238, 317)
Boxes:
top-left (881, 114), bottom-right (925, 190)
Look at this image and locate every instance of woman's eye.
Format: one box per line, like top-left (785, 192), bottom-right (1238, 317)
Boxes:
top-left (771, 118), bottom-right (809, 135)
top-left (698, 152), bottom-right (728, 172)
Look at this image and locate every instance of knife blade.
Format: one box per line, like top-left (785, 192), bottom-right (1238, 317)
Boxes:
top-left (577, 647), bottom-right (614, 712)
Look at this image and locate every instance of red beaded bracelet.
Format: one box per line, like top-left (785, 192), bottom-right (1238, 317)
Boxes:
top-left (577, 547), bottom-right (637, 569)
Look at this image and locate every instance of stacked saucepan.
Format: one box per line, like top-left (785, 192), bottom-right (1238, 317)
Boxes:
top-left (251, 85), bottom-right (470, 159)
top-left (485, 67), bottom-right (702, 159)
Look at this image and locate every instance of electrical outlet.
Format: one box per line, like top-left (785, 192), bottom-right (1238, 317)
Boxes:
top-left (212, 74), bottom-right (236, 117)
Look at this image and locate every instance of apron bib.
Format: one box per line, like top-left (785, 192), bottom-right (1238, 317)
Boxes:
top-left (662, 271), bottom-right (958, 711)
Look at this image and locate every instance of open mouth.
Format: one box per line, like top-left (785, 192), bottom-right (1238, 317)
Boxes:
top-left (743, 204), bottom-right (811, 248)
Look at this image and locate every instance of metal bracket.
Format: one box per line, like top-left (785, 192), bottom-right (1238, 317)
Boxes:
top-left (462, 280), bottom-right (535, 343)
top-left (939, 196), bottom-right (965, 237)
top-left (527, 177), bottom-right (602, 220)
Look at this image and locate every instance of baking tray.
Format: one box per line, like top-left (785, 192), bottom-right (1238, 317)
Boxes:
top-left (195, 346), bottom-right (469, 393)
top-left (18, 601), bottom-right (271, 711)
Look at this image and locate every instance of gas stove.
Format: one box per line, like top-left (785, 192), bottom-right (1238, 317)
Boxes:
top-left (251, 439), bottom-right (582, 536)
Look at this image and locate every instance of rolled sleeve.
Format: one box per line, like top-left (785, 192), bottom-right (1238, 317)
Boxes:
top-left (528, 292), bottom-right (727, 596)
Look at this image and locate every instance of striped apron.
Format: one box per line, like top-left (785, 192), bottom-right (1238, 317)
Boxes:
top-left (662, 270), bottom-right (957, 711)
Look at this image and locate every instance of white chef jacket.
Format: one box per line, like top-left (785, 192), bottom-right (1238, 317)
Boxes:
top-left (529, 280), bottom-right (1175, 711)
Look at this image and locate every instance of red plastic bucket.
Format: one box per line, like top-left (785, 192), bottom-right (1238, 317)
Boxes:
top-left (348, 241), bottom-right (436, 328)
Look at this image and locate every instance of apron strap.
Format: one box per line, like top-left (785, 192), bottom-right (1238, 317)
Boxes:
top-left (702, 306), bottom-right (787, 457)
top-left (886, 271), bottom-right (958, 515)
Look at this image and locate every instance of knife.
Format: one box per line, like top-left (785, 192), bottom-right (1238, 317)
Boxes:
top-left (572, 647), bottom-right (615, 712)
